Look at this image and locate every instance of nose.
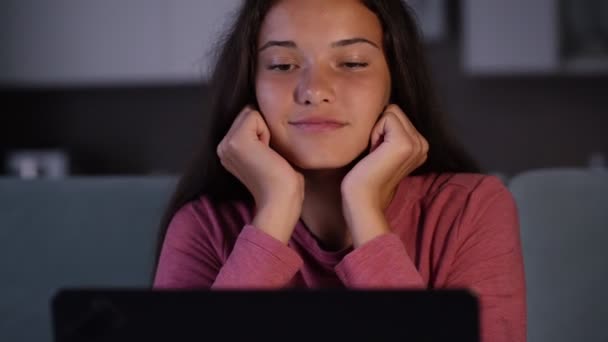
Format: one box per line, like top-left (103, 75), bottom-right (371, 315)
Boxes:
top-left (295, 66), bottom-right (336, 106)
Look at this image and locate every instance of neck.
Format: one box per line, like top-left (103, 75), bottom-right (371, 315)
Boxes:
top-left (298, 167), bottom-right (352, 251)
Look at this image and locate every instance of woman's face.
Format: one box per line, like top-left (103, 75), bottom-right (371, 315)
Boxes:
top-left (255, 0), bottom-right (391, 170)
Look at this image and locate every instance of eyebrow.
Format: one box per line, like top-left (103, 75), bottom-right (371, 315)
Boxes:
top-left (258, 37), bottom-right (380, 51)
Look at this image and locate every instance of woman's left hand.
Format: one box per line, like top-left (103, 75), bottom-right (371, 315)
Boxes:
top-left (341, 104), bottom-right (429, 247)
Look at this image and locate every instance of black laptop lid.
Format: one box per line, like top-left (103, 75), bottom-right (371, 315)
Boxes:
top-left (52, 289), bottom-right (479, 342)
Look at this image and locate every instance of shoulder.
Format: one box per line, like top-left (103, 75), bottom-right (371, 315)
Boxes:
top-left (165, 195), bottom-right (254, 253)
top-left (188, 195), bottom-right (254, 229)
top-left (405, 172), bottom-right (510, 205)
top-left (395, 172), bottom-right (516, 227)
top-left (426, 172), bottom-right (506, 194)
top-left (409, 172), bottom-right (519, 239)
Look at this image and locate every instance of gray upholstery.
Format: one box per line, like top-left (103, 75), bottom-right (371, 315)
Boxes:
top-left (1, 170), bottom-right (607, 341)
top-left (509, 168), bottom-right (608, 342)
top-left (0, 176), bottom-right (176, 342)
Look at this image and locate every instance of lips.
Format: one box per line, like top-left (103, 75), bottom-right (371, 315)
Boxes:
top-left (289, 118), bottom-right (346, 125)
top-left (289, 117), bottom-right (347, 133)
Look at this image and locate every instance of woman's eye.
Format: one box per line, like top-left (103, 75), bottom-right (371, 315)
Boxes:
top-left (268, 64), bottom-right (297, 72)
top-left (341, 62), bottom-right (369, 69)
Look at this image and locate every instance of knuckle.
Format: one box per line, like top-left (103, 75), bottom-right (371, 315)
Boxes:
top-left (420, 135), bottom-right (428, 147)
top-left (422, 140), bottom-right (430, 155)
top-left (244, 108), bottom-right (260, 122)
top-left (385, 111), bottom-right (399, 121)
top-left (218, 136), bottom-right (244, 158)
top-left (421, 148), bottom-right (429, 160)
top-left (383, 112), bottom-right (396, 124)
top-left (397, 141), bottom-right (414, 157)
top-left (225, 138), bottom-right (241, 152)
top-left (240, 106), bottom-right (253, 118)
top-left (385, 104), bottom-right (400, 113)
top-left (419, 154), bottom-right (428, 167)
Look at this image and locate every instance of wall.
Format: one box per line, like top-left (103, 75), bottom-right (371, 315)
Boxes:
top-left (2, 1), bottom-right (607, 177)
top-left (428, 40), bottom-right (608, 176)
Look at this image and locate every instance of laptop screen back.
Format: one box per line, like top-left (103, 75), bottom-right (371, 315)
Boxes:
top-left (52, 289), bottom-right (479, 342)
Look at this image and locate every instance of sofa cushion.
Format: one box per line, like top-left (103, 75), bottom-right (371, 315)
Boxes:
top-left (0, 176), bottom-right (176, 342)
top-left (509, 168), bottom-right (608, 342)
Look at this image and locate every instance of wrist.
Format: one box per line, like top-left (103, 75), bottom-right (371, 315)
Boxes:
top-left (253, 200), bottom-right (302, 244)
top-left (341, 189), bottom-right (379, 214)
top-left (342, 200), bottom-right (389, 248)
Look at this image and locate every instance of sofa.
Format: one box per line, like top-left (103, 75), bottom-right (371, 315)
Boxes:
top-left (1, 168), bottom-right (607, 341)
top-left (508, 167), bottom-right (608, 342)
top-left (0, 176), bottom-right (177, 342)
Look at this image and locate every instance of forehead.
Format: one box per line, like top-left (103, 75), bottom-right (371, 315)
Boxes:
top-left (258, 0), bottom-right (383, 46)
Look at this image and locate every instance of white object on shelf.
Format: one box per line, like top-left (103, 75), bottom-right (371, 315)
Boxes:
top-left (588, 152), bottom-right (607, 170)
top-left (6, 150), bottom-right (69, 179)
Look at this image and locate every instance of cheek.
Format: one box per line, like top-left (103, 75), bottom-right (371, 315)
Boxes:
top-left (340, 76), bottom-right (389, 118)
top-left (255, 77), bottom-right (294, 118)
top-left (344, 68), bottom-right (389, 98)
top-left (254, 77), bottom-right (295, 149)
top-left (255, 79), bottom-right (276, 111)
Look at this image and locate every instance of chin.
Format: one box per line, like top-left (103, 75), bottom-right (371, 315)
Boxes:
top-left (288, 149), bottom-right (365, 171)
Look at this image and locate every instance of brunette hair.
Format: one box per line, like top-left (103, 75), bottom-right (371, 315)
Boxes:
top-left (153, 0), bottom-right (480, 273)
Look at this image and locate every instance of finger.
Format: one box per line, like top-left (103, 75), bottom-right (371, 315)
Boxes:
top-left (379, 111), bottom-right (409, 145)
top-left (235, 105), bottom-right (256, 126)
top-left (383, 105), bottom-right (415, 141)
top-left (369, 113), bottom-right (394, 152)
top-left (251, 111), bottom-right (271, 145)
top-left (223, 111), bottom-right (246, 145)
top-left (219, 107), bottom-right (249, 151)
top-left (219, 106), bottom-right (264, 159)
top-left (394, 111), bottom-right (428, 163)
top-left (232, 108), bottom-right (269, 144)
top-left (384, 105), bottom-right (425, 156)
top-left (382, 113), bottom-right (425, 172)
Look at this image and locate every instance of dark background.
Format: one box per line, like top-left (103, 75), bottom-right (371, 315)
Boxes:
top-left (2, 1), bottom-right (607, 178)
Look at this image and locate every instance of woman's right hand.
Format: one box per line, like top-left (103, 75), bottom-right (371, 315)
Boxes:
top-left (217, 106), bottom-right (304, 244)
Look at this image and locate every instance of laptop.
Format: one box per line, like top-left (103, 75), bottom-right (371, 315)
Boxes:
top-left (52, 288), bottom-right (479, 342)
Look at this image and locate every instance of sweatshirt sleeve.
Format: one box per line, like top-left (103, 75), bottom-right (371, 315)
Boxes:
top-left (334, 176), bottom-right (526, 342)
top-left (444, 178), bottom-right (526, 342)
top-left (212, 225), bottom-right (303, 289)
top-left (334, 232), bottom-right (425, 288)
top-left (153, 203), bottom-right (303, 290)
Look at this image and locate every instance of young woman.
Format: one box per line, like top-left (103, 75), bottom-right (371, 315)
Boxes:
top-left (154, 0), bottom-right (526, 341)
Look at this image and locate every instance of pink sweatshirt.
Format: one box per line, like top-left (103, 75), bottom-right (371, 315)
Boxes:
top-left (154, 173), bottom-right (526, 342)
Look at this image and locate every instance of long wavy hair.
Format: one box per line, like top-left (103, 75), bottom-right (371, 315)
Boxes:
top-left (153, 0), bottom-right (480, 271)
